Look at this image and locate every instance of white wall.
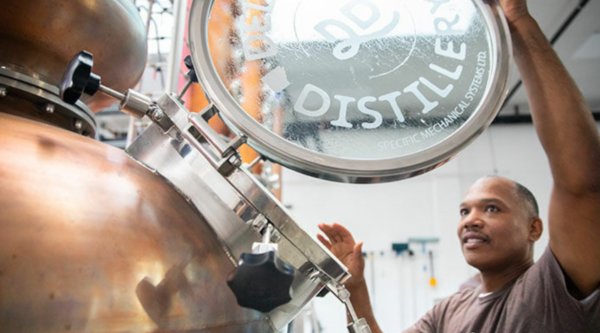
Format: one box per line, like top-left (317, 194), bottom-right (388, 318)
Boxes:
top-left (281, 123), bottom-right (599, 333)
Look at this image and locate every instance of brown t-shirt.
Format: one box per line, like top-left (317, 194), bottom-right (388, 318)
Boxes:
top-left (405, 247), bottom-right (600, 333)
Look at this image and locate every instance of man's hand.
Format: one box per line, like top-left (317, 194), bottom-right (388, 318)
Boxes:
top-left (317, 223), bottom-right (365, 289)
top-left (498, 0), bottom-right (530, 25)
top-left (318, 223), bottom-right (383, 333)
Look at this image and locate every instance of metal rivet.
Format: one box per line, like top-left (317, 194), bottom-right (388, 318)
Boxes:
top-left (45, 104), bottom-right (55, 114)
top-left (74, 120), bottom-right (83, 131)
top-left (0, 86), bottom-right (7, 97)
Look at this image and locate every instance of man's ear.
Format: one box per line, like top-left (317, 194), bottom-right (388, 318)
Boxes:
top-left (529, 217), bottom-right (543, 242)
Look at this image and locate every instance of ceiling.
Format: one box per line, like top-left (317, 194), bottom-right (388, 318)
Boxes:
top-left (499, 0), bottom-right (600, 118)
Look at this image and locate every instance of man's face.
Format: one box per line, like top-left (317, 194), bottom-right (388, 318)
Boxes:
top-left (457, 177), bottom-right (533, 272)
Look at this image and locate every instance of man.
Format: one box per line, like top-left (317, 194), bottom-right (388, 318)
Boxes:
top-left (317, 0), bottom-right (600, 332)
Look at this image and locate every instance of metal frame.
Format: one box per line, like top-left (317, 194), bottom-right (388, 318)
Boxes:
top-left (126, 93), bottom-right (350, 331)
top-left (188, 0), bottom-right (513, 183)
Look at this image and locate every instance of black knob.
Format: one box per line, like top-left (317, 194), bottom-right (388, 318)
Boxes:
top-left (227, 251), bottom-right (295, 313)
top-left (184, 55), bottom-right (199, 83)
top-left (60, 51), bottom-right (101, 104)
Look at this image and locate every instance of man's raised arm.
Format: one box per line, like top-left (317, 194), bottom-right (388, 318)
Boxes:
top-left (502, 0), bottom-right (600, 296)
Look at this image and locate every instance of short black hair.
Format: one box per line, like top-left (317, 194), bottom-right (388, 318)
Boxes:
top-left (483, 176), bottom-right (539, 218)
top-left (513, 181), bottom-right (540, 218)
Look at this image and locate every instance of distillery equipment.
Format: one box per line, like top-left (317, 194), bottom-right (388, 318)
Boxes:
top-left (0, 0), bottom-right (512, 332)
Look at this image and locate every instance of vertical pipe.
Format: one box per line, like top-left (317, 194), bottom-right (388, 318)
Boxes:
top-left (166, 0), bottom-right (188, 93)
top-left (411, 254), bottom-right (417, 323)
top-left (145, 0), bottom-right (155, 37)
top-left (398, 252), bottom-right (404, 330)
top-left (370, 252), bottom-right (376, 312)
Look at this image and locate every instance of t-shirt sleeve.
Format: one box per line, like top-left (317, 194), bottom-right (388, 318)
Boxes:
top-left (518, 246), bottom-right (576, 305)
top-left (402, 288), bottom-right (474, 333)
top-left (522, 246), bottom-right (581, 299)
top-left (402, 308), bottom-right (436, 333)
top-left (514, 246), bottom-right (600, 331)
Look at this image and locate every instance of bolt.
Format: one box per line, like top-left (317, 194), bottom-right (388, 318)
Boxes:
top-left (338, 287), bottom-right (351, 301)
top-left (251, 215), bottom-right (268, 232)
top-left (45, 104), bottom-right (55, 114)
top-left (74, 120), bottom-right (83, 131)
top-left (270, 230), bottom-right (281, 243)
top-left (228, 155), bottom-right (242, 167)
top-left (0, 86), bottom-right (7, 97)
top-left (150, 108), bottom-right (164, 121)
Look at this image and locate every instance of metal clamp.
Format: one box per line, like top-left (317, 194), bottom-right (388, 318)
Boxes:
top-left (250, 215), bottom-right (281, 245)
top-left (182, 104), bottom-right (245, 176)
top-left (324, 281), bottom-right (373, 333)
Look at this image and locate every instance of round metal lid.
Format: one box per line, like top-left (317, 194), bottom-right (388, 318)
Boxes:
top-left (189, 0), bottom-right (511, 183)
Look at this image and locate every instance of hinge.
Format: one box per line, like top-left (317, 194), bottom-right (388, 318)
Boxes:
top-left (182, 104), bottom-right (245, 176)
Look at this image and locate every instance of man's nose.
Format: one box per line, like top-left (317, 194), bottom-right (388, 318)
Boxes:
top-left (462, 211), bottom-right (484, 229)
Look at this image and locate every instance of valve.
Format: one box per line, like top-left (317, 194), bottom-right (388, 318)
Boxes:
top-left (227, 224), bottom-right (295, 313)
top-left (59, 51), bottom-right (100, 104)
top-left (59, 51), bottom-right (154, 120)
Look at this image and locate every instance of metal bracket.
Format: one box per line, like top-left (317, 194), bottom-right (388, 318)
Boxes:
top-left (348, 318), bottom-right (372, 333)
top-left (324, 281), bottom-right (373, 333)
top-left (249, 214), bottom-right (281, 244)
top-left (155, 94), bottom-right (246, 176)
top-left (183, 104), bottom-right (245, 176)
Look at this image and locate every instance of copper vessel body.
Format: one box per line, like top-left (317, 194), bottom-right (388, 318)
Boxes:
top-left (0, 113), bottom-right (271, 332)
top-left (0, 0), bottom-right (147, 111)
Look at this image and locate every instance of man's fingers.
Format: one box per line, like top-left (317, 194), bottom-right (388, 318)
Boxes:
top-left (353, 242), bottom-right (364, 260)
top-left (319, 223), bottom-right (343, 243)
top-left (317, 233), bottom-right (332, 250)
top-left (332, 222), bottom-right (356, 243)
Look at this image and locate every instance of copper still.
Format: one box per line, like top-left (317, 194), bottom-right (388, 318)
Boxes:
top-left (0, 1), bottom-right (350, 332)
top-left (0, 0), bottom-right (147, 112)
top-left (0, 112), bottom-right (270, 332)
top-left (0, 0), bottom-right (513, 331)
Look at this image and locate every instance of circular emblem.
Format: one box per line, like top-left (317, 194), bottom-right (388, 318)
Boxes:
top-left (189, 0), bottom-right (510, 182)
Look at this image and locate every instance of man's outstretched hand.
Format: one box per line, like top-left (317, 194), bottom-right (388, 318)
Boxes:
top-left (318, 223), bottom-right (366, 289)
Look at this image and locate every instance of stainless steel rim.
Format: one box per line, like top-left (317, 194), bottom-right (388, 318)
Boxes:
top-left (189, 0), bottom-right (512, 183)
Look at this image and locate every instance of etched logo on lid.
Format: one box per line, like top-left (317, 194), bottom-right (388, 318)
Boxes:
top-left (211, 0), bottom-right (496, 162)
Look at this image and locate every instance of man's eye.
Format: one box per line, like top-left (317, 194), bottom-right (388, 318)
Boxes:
top-left (486, 205), bottom-right (499, 213)
top-left (460, 208), bottom-right (469, 216)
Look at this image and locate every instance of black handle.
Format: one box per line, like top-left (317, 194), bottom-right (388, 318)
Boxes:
top-left (60, 51), bottom-right (101, 104)
top-left (184, 55), bottom-right (199, 83)
top-left (227, 251), bottom-right (295, 313)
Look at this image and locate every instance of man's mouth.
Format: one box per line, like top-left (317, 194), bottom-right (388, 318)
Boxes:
top-left (462, 232), bottom-right (489, 249)
top-left (466, 238), bottom-right (485, 244)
